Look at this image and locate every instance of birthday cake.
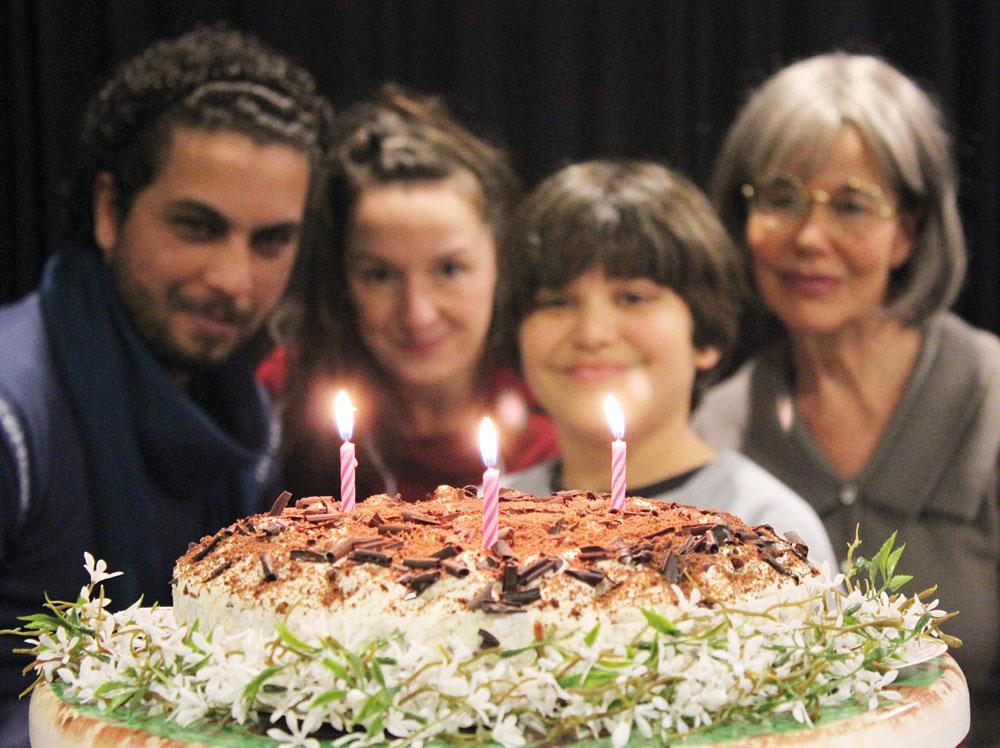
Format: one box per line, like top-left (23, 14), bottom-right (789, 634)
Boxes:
top-left (20, 487), bottom-right (966, 747)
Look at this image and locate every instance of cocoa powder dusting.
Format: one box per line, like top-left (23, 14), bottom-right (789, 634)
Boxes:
top-left (174, 487), bottom-right (818, 613)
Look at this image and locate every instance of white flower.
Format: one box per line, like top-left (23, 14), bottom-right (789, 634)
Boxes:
top-left (611, 716), bottom-right (633, 748)
top-left (82, 552), bottom-right (123, 585)
top-left (266, 715), bottom-right (321, 748)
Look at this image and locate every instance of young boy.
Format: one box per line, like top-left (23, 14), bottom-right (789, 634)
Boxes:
top-left (501, 160), bottom-right (838, 571)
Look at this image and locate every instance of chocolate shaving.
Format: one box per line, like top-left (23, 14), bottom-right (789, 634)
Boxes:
top-left (623, 546), bottom-right (654, 564)
top-left (442, 560), bottom-right (469, 577)
top-left (565, 567), bottom-right (605, 587)
top-left (518, 558), bottom-right (556, 585)
top-left (350, 549), bottom-right (392, 566)
top-left (430, 544), bottom-right (461, 560)
top-left (207, 560), bottom-right (232, 581)
top-left (304, 513), bottom-right (342, 523)
top-left (467, 583), bottom-right (495, 610)
top-left (481, 600), bottom-right (527, 614)
top-left (502, 563), bottom-right (519, 593)
top-left (735, 529), bottom-right (760, 542)
top-left (329, 537), bottom-right (357, 561)
top-left (236, 519), bottom-right (256, 535)
top-left (492, 539), bottom-right (516, 559)
top-left (267, 491), bottom-right (292, 516)
top-left (478, 629), bottom-right (500, 649)
top-left (403, 571), bottom-right (440, 594)
top-left (403, 557), bottom-right (442, 569)
top-left (578, 545), bottom-right (610, 561)
top-left (377, 524), bottom-right (410, 535)
top-left (710, 523), bottom-right (735, 545)
top-left (783, 531), bottom-right (810, 560)
top-left (762, 548), bottom-right (799, 581)
top-left (661, 551), bottom-right (681, 583)
top-left (548, 518), bottom-right (567, 535)
top-left (401, 510), bottom-right (440, 525)
top-left (290, 549), bottom-right (328, 562)
top-left (261, 520), bottom-right (285, 536)
top-left (501, 588), bottom-right (541, 605)
top-left (458, 485), bottom-right (479, 499)
top-left (192, 535), bottom-right (221, 562)
top-left (694, 534), bottom-right (719, 554)
top-left (368, 512), bottom-right (385, 527)
top-left (296, 496), bottom-right (326, 507)
top-left (644, 527), bottom-right (677, 540)
top-left (261, 553), bottom-right (277, 582)
top-left (683, 523), bottom-right (712, 536)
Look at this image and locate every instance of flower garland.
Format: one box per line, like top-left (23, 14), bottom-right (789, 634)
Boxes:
top-left (7, 532), bottom-right (958, 748)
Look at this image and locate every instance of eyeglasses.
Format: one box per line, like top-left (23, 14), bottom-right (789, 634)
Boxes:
top-left (742, 174), bottom-right (897, 240)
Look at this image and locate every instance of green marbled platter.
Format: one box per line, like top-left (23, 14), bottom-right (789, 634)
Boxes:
top-left (40, 659), bottom-right (949, 748)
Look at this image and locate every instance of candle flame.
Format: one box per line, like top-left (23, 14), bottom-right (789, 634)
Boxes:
top-left (479, 417), bottom-right (498, 468)
top-left (334, 390), bottom-right (354, 441)
top-left (604, 394), bottom-right (625, 440)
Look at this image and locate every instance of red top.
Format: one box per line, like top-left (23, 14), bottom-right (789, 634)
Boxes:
top-left (256, 347), bottom-right (559, 501)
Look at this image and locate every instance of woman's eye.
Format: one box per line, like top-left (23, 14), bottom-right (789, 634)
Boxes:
top-left (830, 193), bottom-right (877, 217)
top-left (436, 259), bottom-right (466, 279)
top-left (354, 266), bottom-right (394, 285)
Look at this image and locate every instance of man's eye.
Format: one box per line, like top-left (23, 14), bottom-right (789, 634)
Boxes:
top-left (251, 226), bottom-right (298, 258)
top-left (170, 216), bottom-right (223, 242)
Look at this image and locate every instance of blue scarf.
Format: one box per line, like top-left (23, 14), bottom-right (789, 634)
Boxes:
top-left (39, 251), bottom-right (277, 603)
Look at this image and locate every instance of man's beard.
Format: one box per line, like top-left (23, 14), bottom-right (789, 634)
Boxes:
top-left (108, 255), bottom-right (255, 378)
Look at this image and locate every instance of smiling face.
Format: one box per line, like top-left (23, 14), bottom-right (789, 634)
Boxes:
top-left (94, 125), bottom-right (310, 378)
top-left (745, 125), bottom-right (914, 336)
top-left (345, 178), bottom-right (498, 392)
top-left (518, 266), bottom-right (720, 446)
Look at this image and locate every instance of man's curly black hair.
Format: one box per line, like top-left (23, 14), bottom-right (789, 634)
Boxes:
top-left (63, 23), bottom-right (336, 247)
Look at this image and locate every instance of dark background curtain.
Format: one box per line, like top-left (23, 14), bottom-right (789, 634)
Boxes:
top-left (4, 1), bottom-right (999, 334)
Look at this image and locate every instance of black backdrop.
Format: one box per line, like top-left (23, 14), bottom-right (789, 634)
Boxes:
top-left (4, 1), bottom-right (999, 334)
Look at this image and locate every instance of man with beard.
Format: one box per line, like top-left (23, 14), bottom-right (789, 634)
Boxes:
top-left (0, 25), bottom-right (334, 744)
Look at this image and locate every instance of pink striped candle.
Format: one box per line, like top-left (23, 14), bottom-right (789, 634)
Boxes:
top-left (479, 417), bottom-right (500, 549)
top-left (604, 394), bottom-right (627, 511)
top-left (335, 390), bottom-right (358, 513)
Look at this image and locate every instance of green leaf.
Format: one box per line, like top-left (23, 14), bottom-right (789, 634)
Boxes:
top-left (641, 609), bottom-right (680, 636)
top-left (344, 651), bottom-right (366, 681)
top-left (275, 622), bottom-right (318, 655)
top-left (355, 686), bottom-right (398, 723)
top-left (310, 689), bottom-right (347, 708)
top-left (242, 664), bottom-right (285, 704)
top-left (94, 680), bottom-right (128, 696)
top-left (914, 612), bottom-right (932, 634)
top-left (584, 623), bottom-right (600, 647)
top-left (888, 574), bottom-right (913, 592)
top-left (322, 657), bottom-right (351, 683)
top-left (886, 546), bottom-right (904, 579)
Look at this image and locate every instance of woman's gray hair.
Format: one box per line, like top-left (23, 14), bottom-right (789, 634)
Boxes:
top-left (711, 52), bottom-right (965, 323)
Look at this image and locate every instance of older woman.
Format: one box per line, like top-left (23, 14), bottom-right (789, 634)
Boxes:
top-left (269, 84), bottom-right (557, 501)
top-left (693, 52), bottom-right (999, 745)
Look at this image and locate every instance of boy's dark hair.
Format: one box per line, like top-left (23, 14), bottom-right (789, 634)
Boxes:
top-left (504, 160), bottom-right (746, 395)
top-left (64, 23), bottom-right (336, 247)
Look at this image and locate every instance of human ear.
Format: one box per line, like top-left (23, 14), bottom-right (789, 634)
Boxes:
top-left (93, 172), bottom-right (119, 260)
top-left (889, 210), bottom-right (919, 269)
top-left (694, 345), bottom-right (722, 372)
